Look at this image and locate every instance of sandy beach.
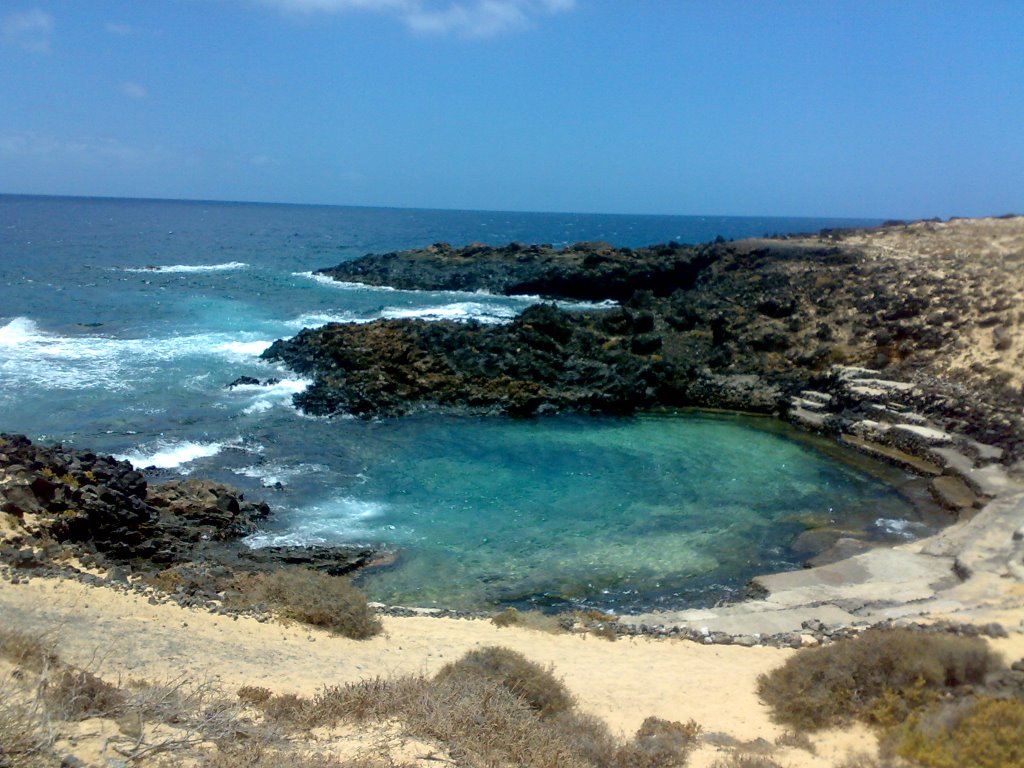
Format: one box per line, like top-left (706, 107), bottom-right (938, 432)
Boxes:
top-left (0, 570), bottom-right (938, 767)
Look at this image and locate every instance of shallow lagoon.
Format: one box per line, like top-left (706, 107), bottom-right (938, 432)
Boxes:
top-left (247, 411), bottom-right (939, 612)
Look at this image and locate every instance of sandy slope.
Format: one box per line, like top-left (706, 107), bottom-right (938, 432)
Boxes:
top-left (0, 572), bottom-right (901, 767)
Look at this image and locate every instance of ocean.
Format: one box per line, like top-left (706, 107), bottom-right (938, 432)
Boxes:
top-left (0, 194), bottom-right (929, 612)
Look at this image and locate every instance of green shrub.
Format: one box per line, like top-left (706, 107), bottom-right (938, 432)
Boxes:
top-left (434, 646), bottom-right (574, 717)
top-left (756, 628), bottom-right (1001, 730)
top-left (232, 567), bottom-right (382, 640)
top-left (893, 697), bottom-right (1024, 768)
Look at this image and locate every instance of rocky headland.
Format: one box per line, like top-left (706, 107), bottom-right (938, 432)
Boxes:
top-left (276, 217), bottom-right (1024, 460)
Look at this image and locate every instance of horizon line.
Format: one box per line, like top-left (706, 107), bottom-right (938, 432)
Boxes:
top-left (0, 191), bottom-right (895, 223)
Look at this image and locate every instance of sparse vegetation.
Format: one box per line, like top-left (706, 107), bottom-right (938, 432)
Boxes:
top-left (434, 645), bottom-right (575, 717)
top-left (708, 755), bottom-right (785, 768)
top-left (756, 628), bottom-right (1001, 730)
top-left (6, 617), bottom-right (707, 768)
top-left (614, 716), bottom-right (701, 768)
top-left (891, 696), bottom-right (1024, 768)
top-left (490, 606), bottom-right (621, 640)
top-left (228, 567), bottom-right (382, 639)
top-left (245, 646), bottom-right (698, 768)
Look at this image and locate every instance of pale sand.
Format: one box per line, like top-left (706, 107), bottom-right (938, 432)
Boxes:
top-left (0, 573), bottom-right (887, 767)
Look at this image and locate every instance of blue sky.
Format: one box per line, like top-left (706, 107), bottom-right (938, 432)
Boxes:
top-left (1, 1), bottom-right (1022, 218)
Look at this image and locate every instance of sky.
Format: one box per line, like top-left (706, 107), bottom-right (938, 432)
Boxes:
top-left (1, 1), bottom-right (1022, 219)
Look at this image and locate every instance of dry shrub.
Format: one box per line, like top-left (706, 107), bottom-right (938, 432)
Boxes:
top-left (231, 567), bottom-right (382, 640)
top-left (255, 692), bottom-right (315, 729)
top-left (756, 629), bottom-right (1001, 730)
top-left (892, 696), bottom-right (1024, 768)
top-left (835, 755), bottom-right (900, 768)
top-left (310, 648), bottom-right (697, 768)
top-left (311, 676), bottom-right (424, 724)
top-left (125, 675), bottom-right (242, 746)
top-left (490, 607), bottom-right (564, 633)
top-left (202, 742), bottom-right (415, 768)
top-left (48, 667), bottom-right (127, 719)
top-left (709, 755), bottom-right (785, 768)
top-left (0, 628), bottom-right (56, 671)
top-left (0, 676), bottom-right (53, 768)
top-left (237, 685), bottom-right (274, 707)
top-left (614, 717), bottom-right (701, 768)
top-left (774, 729), bottom-right (815, 753)
top-left (434, 645), bottom-right (574, 717)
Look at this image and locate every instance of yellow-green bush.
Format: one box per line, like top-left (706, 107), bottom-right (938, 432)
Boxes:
top-left (230, 567), bottom-right (382, 640)
top-left (894, 697), bottom-right (1024, 768)
top-left (756, 629), bottom-right (1001, 730)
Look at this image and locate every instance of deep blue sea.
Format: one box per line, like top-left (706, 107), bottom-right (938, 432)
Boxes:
top-left (0, 195), bottom-right (932, 611)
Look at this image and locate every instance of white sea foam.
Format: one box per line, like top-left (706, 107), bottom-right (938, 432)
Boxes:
top-left (232, 461), bottom-right (328, 488)
top-left (380, 302), bottom-right (518, 324)
top-left (292, 272), bottom-right (398, 291)
top-left (245, 497), bottom-right (387, 547)
top-left (229, 378), bottom-right (311, 415)
top-left (874, 517), bottom-right (926, 539)
top-left (116, 439), bottom-right (227, 470)
top-left (0, 317), bottom-right (277, 391)
top-left (285, 303), bottom-right (518, 329)
top-left (212, 339), bottom-right (275, 357)
top-left (122, 262), bottom-right (249, 273)
top-left (0, 317), bottom-right (42, 346)
top-left (553, 298), bottom-right (619, 311)
top-left (284, 311), bottom-right (359, 329)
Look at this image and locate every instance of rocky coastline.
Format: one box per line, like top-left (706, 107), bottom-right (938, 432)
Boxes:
top-left (3, 216), bottom-right (1023, 635)
top-left (274, 218), bottom-right (1024, 460)
top-left (264, 216), bottom-right (1024, 632)
top-left (0, 433), bottom-right (376, 610)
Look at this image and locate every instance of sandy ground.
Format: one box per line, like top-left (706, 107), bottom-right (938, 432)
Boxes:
top-left (0, 572), bottom-right (921, 768)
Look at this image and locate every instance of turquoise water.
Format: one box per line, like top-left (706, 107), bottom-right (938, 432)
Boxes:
top-left (0, 195), bottom-right (927, 612)
top-left (247, 413), bottom-right (931, 612)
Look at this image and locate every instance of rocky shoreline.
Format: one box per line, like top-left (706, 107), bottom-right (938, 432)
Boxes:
top-left (0, 433), bottom-right (376, 610)
top-left (3, 216), bottom-right (1023, 636)
top-left (272, 218), bottom-right (1024, 459)
top-left (264, 216), bottom-right (1024, 633)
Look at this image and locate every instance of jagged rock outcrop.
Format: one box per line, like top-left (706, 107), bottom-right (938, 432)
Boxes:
top-left (0, 434), bottom-right (375, 575)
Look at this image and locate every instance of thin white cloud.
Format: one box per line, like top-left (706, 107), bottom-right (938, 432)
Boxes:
top-left (259, 0), bottom-right (415, 13)
top-left (104, 22), bottom-right (140, 36)
top-left (2, 8), bottom-right (54, 53)
top-left (256, 0), bottom-right (574, 37)
top-left (120, 81), bottom-right (149, 99)
top-left (0, 133), bottom-right (178, 167)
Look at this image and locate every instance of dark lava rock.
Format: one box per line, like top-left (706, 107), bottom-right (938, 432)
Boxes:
top-left (317, 240), bottom-right (720, 302)
top-left (0, 434), bottom-right (377, 582)
top-left (264, 226), bottom-right (1024, 463)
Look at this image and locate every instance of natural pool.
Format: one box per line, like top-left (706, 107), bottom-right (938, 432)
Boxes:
top-left (247, 411), bottom-right (940, 613)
